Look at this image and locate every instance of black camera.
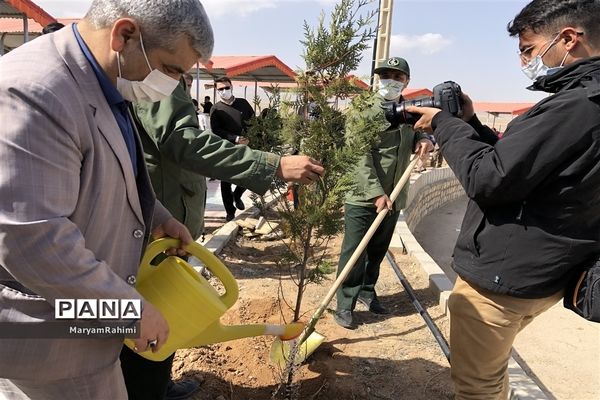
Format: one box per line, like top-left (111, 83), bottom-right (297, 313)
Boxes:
top-left (383, 81), bottom-right (463, 125)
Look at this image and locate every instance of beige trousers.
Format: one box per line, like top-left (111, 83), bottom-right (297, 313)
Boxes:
top-left (448, 276), bottom-right (562, 400)
top-left (0, 360), bottom-right (127, 400)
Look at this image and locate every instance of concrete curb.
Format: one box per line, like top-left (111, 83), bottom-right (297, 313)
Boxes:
top-left (391, 168), bottom-right (549, 400)
top-left (200, 191), bottom-right (281, 256)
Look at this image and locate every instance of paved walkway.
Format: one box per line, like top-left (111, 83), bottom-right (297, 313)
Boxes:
top-left (203, 178), bottom-right (256, 234)
top-left (412, 195), bottom-right (600, 400)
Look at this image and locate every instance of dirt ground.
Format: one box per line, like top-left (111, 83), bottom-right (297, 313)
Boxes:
top-left (172, 222), bottom-right (453, 400)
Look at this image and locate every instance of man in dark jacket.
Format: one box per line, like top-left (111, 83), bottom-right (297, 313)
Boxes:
top-left (210, 77), bottom-right (255, 221)
top-left (408, 0), bottom-right (600, 398)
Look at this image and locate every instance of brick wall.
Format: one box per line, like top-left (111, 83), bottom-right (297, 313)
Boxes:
top-left (404, 168), bottom-right (464, 230)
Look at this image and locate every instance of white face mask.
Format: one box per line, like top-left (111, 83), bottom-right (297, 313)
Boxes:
top-left (378, 79), bottom-right (405, 100)
top-left (116, 33), bottom-right (180, 103)
top-left (218, 89), bottom-right (233, 101)
top-left (521, 33), bottom-right (569, 81)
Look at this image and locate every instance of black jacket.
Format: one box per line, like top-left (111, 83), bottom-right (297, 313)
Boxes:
top-left (433, 57), bottom-right (600, 298)
top-left (210, 98), bottom-right (255, 143)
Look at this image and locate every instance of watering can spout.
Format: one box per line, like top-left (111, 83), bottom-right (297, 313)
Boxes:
top-left (189, 322), bottom-right (304, 347)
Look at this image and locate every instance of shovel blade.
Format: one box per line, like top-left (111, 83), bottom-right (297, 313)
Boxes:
top-left (269, 331), bottom-right (326, 368)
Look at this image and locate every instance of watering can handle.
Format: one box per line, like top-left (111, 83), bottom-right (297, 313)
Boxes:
top-left (138, 238), bottom-right (239, 309)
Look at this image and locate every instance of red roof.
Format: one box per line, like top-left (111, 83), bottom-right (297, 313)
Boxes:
top-left (1, 17), bottom-right (42, 33)
top-left (474, 102), bottom-right (535, 115)
top-left (0, 0), bottom-right (55, 27)
top-left (202, 76), bottom-right (368, 91)
top-left (203, 80), bottom-right (297, 89)
top-left (403, 88), bottom-right (433, 100)
top-left (0, 17), bottom-right (76, 34)
top-left (512, 105), bottom-right (535, 116)
top-left (202, 55), bottom-right (296, 81)
top-left (346, 75), bottom-right (369, 90)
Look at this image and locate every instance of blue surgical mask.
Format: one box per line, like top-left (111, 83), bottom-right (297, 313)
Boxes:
top-left (521, 33), bottom-right (569, 81)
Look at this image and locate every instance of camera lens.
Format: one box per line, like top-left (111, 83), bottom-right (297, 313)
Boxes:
top-left (394, 98), bottom-right (434, 125)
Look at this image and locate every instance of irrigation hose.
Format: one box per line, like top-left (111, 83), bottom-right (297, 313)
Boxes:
top-left (385, 251), bottom-right (451, 361)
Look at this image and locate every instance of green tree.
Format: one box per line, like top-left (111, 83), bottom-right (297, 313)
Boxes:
top-left (276, 0), bottom-right (384, 325)
top-left (249, 6), bottom-right (390, 395)
top-left (267, 1), bottom-right (391, 396)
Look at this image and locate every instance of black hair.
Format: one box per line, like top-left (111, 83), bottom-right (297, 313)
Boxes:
top-left (42, 22), bottom-right (65, 34)
top-left (215, 77), bottom-right (232, 86)
top-left (507, 0), bottom-right (600, 46)
top-left (192, 99), bottom-right (199, 108)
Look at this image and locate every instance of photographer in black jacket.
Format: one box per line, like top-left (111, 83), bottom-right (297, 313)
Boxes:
top-left (407, 0), bottom-right (600, 398)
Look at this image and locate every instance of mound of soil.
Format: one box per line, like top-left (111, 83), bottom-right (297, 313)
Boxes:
top-left (172, 227), bottom-right (453, 400)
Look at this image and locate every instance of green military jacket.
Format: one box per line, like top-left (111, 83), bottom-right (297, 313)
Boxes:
top-left (346, 95), bottom-right (424, 211)
top-left (132, 82), bottom-right (280, 239)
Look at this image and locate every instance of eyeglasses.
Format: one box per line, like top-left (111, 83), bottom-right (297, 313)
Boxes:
top-left (518, 36), bottom-right (558, 63)
top-left (217, 86), bottom-right (231, 92)
top-left (518, 43), bottom-right (538, 63)
top-left (518, 31), bottom-right (584, 63)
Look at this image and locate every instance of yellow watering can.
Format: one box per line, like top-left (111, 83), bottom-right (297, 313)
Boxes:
top-left (124, 238), bottom-right (304, 361)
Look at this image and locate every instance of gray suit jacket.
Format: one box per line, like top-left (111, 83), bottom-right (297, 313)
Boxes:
top-left (0, 26), bottom-right (171, 380)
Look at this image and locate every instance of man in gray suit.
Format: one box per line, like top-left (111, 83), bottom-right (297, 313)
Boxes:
top-left (0, 0), bottom-right (213, 398)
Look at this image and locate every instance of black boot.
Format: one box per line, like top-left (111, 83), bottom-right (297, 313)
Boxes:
top-left (334, 309), bottom-right (355, 329)
top-left (358, 295), bottom-right (389, 315)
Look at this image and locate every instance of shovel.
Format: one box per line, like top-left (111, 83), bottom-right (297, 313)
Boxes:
top-left (270, 156), bottom-right (420, 367)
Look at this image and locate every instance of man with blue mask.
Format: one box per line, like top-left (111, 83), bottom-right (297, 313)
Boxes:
top-left (334, 57), bottom-right (433, 329)
top-left (520, 31), bottom-right (572, 81)
top-left (406, 0), bottom-right (600, 398)
top-left (0, 0), bottom-right (211, 398)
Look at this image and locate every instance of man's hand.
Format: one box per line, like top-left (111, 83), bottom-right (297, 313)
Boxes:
top-left (133, 301), bottom-right (169, 354)
top-left (373, 195), bottom-right (393, 213)
top-left (237, 137), bottom-right (250, 145)
top-left (405, 106), bottom-right (441, 133)
top-left (460, 93), bottom-right (475, 122)
top-left (276, 155), bottom-right (325, 184)
top-left (415, 138), bottom-right (434, 161)
top-left (151, 217), bottom-right (193, 257)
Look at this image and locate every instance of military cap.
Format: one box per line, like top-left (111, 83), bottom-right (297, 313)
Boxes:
top-left (374, 57), bottom-right (410, 77)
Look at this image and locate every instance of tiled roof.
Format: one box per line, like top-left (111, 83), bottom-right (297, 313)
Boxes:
top-left (0, 0), bottom-right (55, 27)
top-left (474, 102), bottom-right (535, 115)
top-left (0, 17), bottom-right (77, 33)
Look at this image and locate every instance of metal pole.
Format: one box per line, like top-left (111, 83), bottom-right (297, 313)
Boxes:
top-left (370, 0), bottom-right (381, 88)
top-left (195, 62), bottom-right (200, 101)
top-left (372, 0), bottom-right (394, 90)
top-left (254, 80), bottom-right (258, 112)
top-left (23, 15), bottom-right (29, 43)
top-left (0, 33), bottom-right (6, 56)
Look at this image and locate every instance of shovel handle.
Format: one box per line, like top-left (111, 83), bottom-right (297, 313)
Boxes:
top-left (301, 156), bottom-right (419, 341)
top-left (138, 238), bottom-right (239, 309)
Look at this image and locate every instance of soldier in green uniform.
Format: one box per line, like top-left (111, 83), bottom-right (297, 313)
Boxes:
top-left (334, 57), bottom-right (433, 329)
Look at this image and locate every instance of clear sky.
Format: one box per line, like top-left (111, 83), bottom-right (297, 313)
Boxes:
top-left (34, 0), bottom-right (546, 103)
